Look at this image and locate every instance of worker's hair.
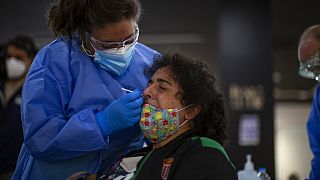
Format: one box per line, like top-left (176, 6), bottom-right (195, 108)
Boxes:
top-left (149, 51), bottom-right (228, 146)
top-left (7, 35), bottom-right (38, 59)
top-left (48, 0), bottom-right (141, 38)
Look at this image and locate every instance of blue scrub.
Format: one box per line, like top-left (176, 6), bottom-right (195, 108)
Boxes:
top-left (12, 35), bottom-right (157, 180)
top-left (307, 85), bottom-right (320, 180)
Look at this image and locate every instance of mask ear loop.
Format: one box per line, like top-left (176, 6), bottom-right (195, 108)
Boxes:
top-left (179, 119), bottom-right (189, 128)
top-left (177, 104), bottom-right (194, 112)
top-left (81, 41), bottom-right (95, 57)
top-left (177, 104), bottom-right (194, 128)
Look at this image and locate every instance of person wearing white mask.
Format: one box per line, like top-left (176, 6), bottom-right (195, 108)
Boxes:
top-left (0, 35), bottom-right (37, 180)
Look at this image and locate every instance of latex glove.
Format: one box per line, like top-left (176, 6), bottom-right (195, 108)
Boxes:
top-left (96, 89), bottom-right (143, 137)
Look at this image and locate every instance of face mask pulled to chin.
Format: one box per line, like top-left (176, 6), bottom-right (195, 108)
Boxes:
top-left (139, 103), bottom-right (192, 143)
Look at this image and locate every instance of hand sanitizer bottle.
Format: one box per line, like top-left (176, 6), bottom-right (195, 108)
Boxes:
top-left (238, 154), bottom-right (259, 180)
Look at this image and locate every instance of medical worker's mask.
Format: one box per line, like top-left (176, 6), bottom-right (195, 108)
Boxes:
top-left (6, 57), bottom-right (26, 79)
top-left (299, 50), bottom-right (320, 82)
top-left (139, 103), bottom-right (193, 143)
top-left (83, 26), bottom-right (139, 76)
top-left (93, 43), bottom-right (136, 76)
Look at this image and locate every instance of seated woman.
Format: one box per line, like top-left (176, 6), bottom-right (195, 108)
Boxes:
top-left (131, 51), bottom-right (237, 180)
top-left (68, 51), bottom-right (237, 180)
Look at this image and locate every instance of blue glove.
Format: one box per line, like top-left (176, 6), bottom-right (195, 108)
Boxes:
top-left (96, 89), bottom-right (143, 137)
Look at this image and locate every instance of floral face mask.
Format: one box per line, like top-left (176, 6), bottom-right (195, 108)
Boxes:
top-left (139, 103), bottom-right (192, 143)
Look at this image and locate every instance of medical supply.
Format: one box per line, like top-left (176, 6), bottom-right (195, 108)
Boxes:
top-left (121, 88), bottom-right (134, 93)
top-left (6, 57), bottom-right (26, 79)
top-left (237, 154), bottom-right (259, 180)
top-left (122, 88), bottom-right (144, 96)
top-left (139, 103), bottom-right (192, 143)
top-left (93, 43), bottom-right (136, 76)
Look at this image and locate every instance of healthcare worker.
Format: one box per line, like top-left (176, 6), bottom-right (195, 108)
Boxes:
top-left (297, 24), bottom-right (320, 180)
top-left (0, 35), bottom-right (37, 180)
top-left (12, 0), bottom-right (158, 179)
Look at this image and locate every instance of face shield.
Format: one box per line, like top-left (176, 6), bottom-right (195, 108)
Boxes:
top-left (298, 49), bottom-right (320, 82)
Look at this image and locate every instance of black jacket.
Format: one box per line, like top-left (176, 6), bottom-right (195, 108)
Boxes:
top-left (133, 130), bottom-right (238, 180)
top-left (0, 85), bottom-right (24, 173)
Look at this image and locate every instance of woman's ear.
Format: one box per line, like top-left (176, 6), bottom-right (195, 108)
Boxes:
top-left (184, 105), bottom-right (201, 120)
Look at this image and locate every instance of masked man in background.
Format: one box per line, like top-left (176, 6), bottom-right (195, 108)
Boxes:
top-left (0, 35), bottom-right (38, 180)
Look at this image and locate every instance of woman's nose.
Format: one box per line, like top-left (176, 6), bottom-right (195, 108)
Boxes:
top-left (143, 84), bottom-right (154, 100)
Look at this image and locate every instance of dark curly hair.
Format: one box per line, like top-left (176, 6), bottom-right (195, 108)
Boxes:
top-left (149, 51), bottom-right (227, 146)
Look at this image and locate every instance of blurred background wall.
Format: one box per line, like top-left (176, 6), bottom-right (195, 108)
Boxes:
top-left (1, 0), bottom-right (320, 179)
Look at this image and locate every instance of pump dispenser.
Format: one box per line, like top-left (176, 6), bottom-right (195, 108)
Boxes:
top-left (237, 154), bottom-right (259, 180)
top-left (244, 154), bottom-right (254, 170)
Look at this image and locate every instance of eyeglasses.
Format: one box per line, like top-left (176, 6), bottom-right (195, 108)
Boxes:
top-left (87, 25), bottom-right (139, 51)
top-left (298, 49), bottom-right (320, 81)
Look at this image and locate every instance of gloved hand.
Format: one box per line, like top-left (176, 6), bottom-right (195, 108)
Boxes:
top-left (96, 89), bottom-right (143, 137)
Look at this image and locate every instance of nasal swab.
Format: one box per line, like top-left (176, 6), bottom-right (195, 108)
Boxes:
top-left (121, 87), bottom-right (134, 93)
top-left (121, 87), bottom-right (144, 96)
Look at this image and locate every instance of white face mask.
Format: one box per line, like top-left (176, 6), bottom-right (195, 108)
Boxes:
top-left (6, 57), bottom-right (26, 79)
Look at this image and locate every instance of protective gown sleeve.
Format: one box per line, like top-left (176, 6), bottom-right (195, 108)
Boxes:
top-left (21, 41), bottom-right (107, 162)
top-left (307, 85), bottom-right (320, 179)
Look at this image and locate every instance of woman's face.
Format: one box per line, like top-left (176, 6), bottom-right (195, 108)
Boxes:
top-left (143, 67), bottom-right (184, 110)
top-left (5, 45), bottom-right (32, 80)
top-left (89, 19), bottom-right (137, 50)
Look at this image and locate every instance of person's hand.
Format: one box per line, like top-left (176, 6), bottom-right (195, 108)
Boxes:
top-left (96, 89), bottom-right (143, 137)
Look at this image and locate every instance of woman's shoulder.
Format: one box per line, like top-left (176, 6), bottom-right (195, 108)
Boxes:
top-left (29, 36), bottom-right (77, 82)
top-left (36, 35), bottom-right (84, 66)
top-left (178, 136), bottom-right (235, 170)
top-left (45, 36), bottom-right (75, 56)
top-left (172, 137), bottom-right (237, 179)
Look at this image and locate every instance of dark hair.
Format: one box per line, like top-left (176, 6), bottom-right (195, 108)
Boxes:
top-left (149, 51), bottom-right (228, 145)
top-left (7, 35), bottom-right (38, 59)
top-left (48, 0), bottom-right (141, 38)
top-left (0, 44), bottom-right (7, 82)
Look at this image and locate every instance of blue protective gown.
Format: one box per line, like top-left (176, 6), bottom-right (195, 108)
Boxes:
top-left (307, 85), bottom-right (320, 180)
top-left (12, 35), bottom-right (157, 180)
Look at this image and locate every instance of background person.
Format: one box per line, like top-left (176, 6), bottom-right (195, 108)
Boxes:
top-left (297, 24), bottom-right (320, 180)
top-left (0, 35), bottom-right (38, 180)
top-left (12, 0), bottom-right (158, 179)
